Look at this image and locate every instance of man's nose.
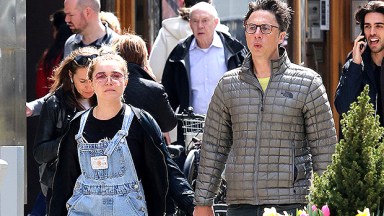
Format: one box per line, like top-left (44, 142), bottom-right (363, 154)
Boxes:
top-left (254, 27), bottom-right (263, 38)
top-left (198, 21), bottom-right (204, 28)
top-left (369, 26), bottom-right (377, 36)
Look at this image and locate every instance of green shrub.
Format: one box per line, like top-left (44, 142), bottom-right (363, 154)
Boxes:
top-left (310, 85), bottom-right (384, 215)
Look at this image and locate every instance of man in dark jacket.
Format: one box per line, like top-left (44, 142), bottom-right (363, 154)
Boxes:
top-left (162, 2), bottom-right (246, 146)
top-left (335, 1), bottom-right (384, 126)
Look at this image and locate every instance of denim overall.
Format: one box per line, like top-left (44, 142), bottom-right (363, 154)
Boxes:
top-left (66, 105), bottom-right (148, 216)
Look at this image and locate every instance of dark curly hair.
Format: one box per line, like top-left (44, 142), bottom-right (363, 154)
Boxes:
top-left (355, 1), bottom-right (384, 32)
top-left (243, 0), bottom-right (293, 32)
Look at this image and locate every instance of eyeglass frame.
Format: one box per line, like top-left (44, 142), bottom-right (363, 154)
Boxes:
top-left (73, 54), bottom-right (99, 67)
top-left (244, 23), bottom-right (280, 34)
top-left (92, 71), bottom-right (126, 85)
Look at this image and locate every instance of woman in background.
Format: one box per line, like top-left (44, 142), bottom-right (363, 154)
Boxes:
top-left (35, 9), bottom-right (73, 98)
top-left (112, 33), bottom-right (177, 138)
top-left (33, 47), bottom-right (98, 213)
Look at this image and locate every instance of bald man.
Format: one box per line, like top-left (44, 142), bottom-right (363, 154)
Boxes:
top-left (63, 0), bottom-right (118, 56)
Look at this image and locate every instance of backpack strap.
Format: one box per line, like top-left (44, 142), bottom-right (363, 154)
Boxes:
top-left (130, 105), bottom-right (164, 147)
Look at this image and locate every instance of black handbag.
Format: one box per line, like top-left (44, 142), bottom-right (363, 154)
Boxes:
top-left (38, 159), bottom-right (58, 188)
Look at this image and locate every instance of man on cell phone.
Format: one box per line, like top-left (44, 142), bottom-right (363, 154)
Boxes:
top-left (335, 1), bottom-right (384, 126)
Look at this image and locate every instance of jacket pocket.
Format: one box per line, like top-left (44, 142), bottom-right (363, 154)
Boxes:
top-left (293, 146), bottom-right (312, 183)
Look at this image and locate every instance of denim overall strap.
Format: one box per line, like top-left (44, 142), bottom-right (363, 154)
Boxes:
top-left (75, 109), bottom-right (92, 144)
top-left (104, 104), bottom-right (133, 156)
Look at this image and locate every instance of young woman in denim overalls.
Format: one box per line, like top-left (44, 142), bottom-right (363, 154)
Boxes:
top-left (49, 49), bottom-right (168, 216)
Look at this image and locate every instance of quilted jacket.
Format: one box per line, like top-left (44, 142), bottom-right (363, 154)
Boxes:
top-left (194, 48), bottom-right (337, 206)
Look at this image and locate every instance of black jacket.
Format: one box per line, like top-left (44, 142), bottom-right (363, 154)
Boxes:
top-left (125, 63), bottom-right (177, 132)
top-left (124, 64), bottom-right (194, 214)
top-left (334, 47), bottom-right (383, 122)
top-left (131, 107), bottom-right (195, 215)
top-left (33, 88), bottom-right (78, 187)
top-left (162, 31), bottom-right (246, 114)
top-left (49, 106), bottom-right (169, 216)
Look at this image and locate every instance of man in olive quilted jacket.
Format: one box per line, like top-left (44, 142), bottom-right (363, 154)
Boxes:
top-left (193, 1), bottom-right (337, 216)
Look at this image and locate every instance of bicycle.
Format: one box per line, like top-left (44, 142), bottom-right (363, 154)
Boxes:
top-left (175, 107), bottom-right (227, 216)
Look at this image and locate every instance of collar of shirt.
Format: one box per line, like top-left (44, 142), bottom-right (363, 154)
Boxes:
top-left (189, 31), bottom-right (223, 52)
top-left (73, 23), bottom-right (110, 46)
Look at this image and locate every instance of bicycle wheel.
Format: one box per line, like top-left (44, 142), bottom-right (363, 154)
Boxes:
top-left (182, 149), bottom-right (200, 188)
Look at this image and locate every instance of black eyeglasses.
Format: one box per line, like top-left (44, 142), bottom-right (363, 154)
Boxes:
top-left (244, 23), bottom-right (279, 34)
top-left (73, 54), bottom-right (98, 66)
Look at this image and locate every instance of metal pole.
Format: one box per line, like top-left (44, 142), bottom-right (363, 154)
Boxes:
top-left (293, 0), bottom-right (301, 64)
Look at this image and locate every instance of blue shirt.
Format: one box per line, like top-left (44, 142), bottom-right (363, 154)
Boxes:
top-left (189, 32), bottom-right (227, 114)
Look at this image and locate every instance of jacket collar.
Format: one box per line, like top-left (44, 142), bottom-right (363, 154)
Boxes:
top-left (169, 31), bottom-right (245, 62)
top-left (189, 31), bottom-right (223, 51)
top-left (241, 46), bottom-right (290, 78)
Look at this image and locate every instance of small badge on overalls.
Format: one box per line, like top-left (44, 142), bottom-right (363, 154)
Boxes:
top-left (91, 156), bottom-right (108, 169)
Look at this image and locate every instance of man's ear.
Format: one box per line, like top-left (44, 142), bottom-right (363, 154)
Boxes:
top-left (214, 17), bottom-right (219, 27)
top-left (83, 7), bottom-right (92, 18)
top-left (278, 31), bottom-right (286, 44)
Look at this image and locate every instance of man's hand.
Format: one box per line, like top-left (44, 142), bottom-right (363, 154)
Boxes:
top-left (193, 205), bottom-right (214, 216)
top-left (163, 132), bottom-right (171, 145)
top-left (352, 33), bottom-right (367, 65)
top-left (26, 103), bottom-right (33, 117)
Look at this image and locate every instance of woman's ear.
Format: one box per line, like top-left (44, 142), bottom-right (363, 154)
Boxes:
top-left (68, 71), bottom-right (74, 83)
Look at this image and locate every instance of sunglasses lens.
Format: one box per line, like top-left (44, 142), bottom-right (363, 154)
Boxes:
top-left (74, 54), bottom-right (98, 66)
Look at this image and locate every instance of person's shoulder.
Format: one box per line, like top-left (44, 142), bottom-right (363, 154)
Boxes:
top-left (65, 34), bottom-right (78, 44)
top-left (139, 77), bottom-right (163, 88)
top-left (131, 77), bottom-right (166, 101)
top-left (167, 36), bottom-right (192, 59)
top-left (105, 24), bottom-right (119, 39)
top-left (220, 68), bottom-right (242, 83)
top-left (218, 31), bottom-right (245, 51)
top-left (161, 16), bottom-right (185, 27)
top-left (287, 63), bottom-right (325, 88)
top-left (129, 104), bottom-right (156, 124)
top-left (160, 17), bottom-right (191, 39)
top-left (289, 63), bottom-right (319, 77)
top-left (71, 109), bottom-right (89, 124)
top-left (43, 91), bottom-right (62, 107)
top-left (216, 24), bottom-right (231, 36)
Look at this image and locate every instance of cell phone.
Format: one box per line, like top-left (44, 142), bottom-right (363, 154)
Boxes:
top-left (359, 33), bottom-right (367, 50)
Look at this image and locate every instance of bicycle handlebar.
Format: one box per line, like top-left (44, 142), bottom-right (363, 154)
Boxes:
top-left (175, 107), bottom-right (205, 120)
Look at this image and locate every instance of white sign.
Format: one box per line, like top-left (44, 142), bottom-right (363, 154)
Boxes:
top-left (320, 0), bottom-right (329, 30)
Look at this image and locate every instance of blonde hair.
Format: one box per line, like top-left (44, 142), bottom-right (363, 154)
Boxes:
top-left (100, 11), bottom-right (121, 34)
